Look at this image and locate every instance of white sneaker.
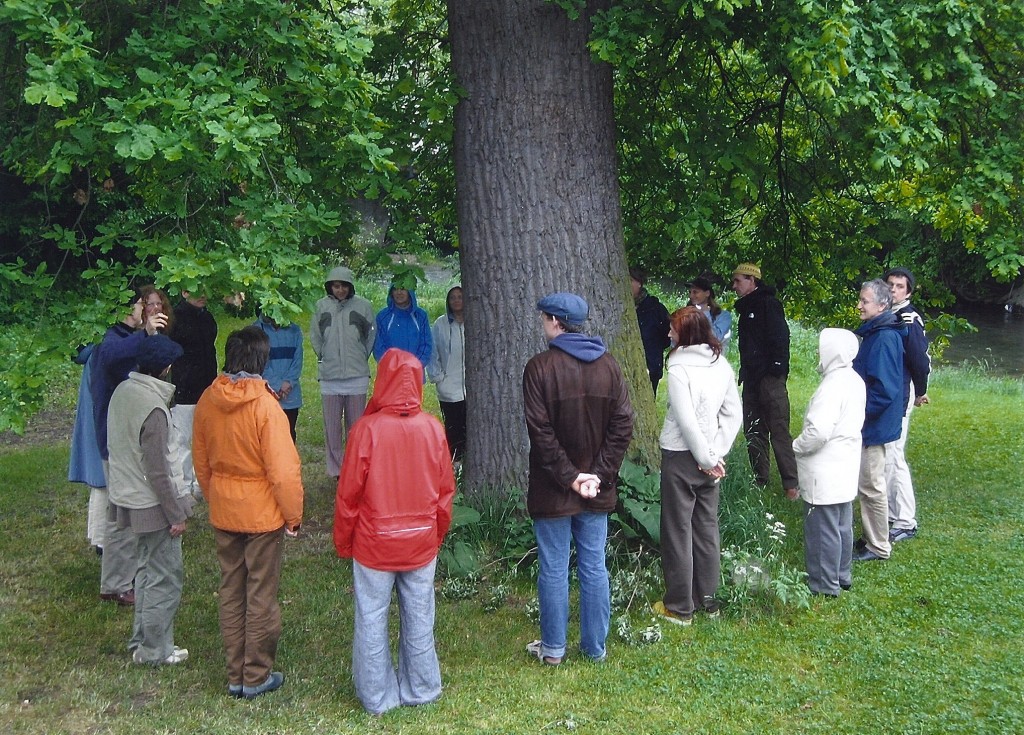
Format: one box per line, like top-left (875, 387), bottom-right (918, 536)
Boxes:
top-left (133, 646), bottom-right (189, 665)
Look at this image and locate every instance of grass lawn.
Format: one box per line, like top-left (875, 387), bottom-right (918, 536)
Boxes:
top-left (1, 314), bottom-right (1022, 734)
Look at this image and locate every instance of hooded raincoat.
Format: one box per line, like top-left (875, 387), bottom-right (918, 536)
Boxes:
top-left (193, 375), bottom-right (304, 533)
top-left (372, 288), bottom-right (432, 368)
top-left (334, 349), bottom-right (455, 571)
top-left (310, 266), bottom-right (376, 383)
top-left (793, 329), bottom-right (867, 505)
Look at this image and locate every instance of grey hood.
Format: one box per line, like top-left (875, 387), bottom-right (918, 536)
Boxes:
top-left (325, 266), bottom-right (357, 297)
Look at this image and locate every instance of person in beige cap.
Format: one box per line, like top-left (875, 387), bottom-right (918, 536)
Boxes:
top-left (731, 263), bottom-right (799, 497)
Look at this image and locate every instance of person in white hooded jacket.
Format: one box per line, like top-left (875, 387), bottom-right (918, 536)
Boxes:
top-left (654, 306), bottom-right (742, 625)
top-left (793, 328), bottom-right (866, 597)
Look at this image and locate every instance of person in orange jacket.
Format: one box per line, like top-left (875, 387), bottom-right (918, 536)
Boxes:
top-left (193, 326), bottom-right (303, 700)
top-left (334, 348), bottom-right (456, 715)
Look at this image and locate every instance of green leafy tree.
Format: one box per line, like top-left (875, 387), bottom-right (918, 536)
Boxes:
top-left (596, 0), bottom-right (1024, 315)
top-left (0, 0), bottom-right (398, 429)
top-left (1, 0), bottom-right (396, 314)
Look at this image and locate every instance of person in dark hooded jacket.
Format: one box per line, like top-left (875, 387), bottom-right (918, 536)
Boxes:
top-left (522, 293), bottom-right (634, 666)
top-left (731, 262), bottom-right (799, 498)
top-left (334, 348), bottom-right (455, 715)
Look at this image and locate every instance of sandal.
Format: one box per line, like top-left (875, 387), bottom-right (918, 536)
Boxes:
top-left (525, 640), bottom-right (562, 666)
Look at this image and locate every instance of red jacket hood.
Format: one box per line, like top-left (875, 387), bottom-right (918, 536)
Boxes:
top-left (365, 348), bottom-right (423, 417)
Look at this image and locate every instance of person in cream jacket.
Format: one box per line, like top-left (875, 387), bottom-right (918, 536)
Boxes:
top-left (793, 328), bottom-right (866, 596)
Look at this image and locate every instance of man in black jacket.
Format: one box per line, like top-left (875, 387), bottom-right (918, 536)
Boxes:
top-left (629, 268), bottom-right (671, 395)
top-left (731, 263), bottom-right (799, 498)
top-left (170, 290), bottom-right (218, 498)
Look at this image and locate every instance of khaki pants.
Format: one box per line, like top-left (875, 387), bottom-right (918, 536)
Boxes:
top-left (857, 445), bottom-right (892, 559)
top-left (215, 528), bottom-right (285, 688)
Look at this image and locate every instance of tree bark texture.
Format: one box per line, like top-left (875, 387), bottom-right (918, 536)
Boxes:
top-left (448, 0), bottom-right (659, 499)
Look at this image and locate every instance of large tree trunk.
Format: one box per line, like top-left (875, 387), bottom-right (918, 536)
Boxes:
top-left (448, 0), bottom-right (659, 499)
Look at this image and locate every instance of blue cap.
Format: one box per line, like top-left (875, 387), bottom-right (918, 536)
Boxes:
top-left (537, 292), bottom-right (589, 326)
top-left (137, 334), bottom-right (184, 374)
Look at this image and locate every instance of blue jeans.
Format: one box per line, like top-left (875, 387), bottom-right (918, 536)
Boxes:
top-left (533, 513), bottom-right (610, 661)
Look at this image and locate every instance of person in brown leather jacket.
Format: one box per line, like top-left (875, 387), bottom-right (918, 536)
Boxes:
top-left (522, 292), bottom-right (634, 666)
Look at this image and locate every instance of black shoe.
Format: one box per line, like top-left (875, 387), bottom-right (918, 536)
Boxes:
top-left (840, 582), bottom-right (852, 591)
top-left (889, 527), bottom-right (918, 543)
top-left (853, 537), bottom-right (867, 552)
top-left (854, 547), bottom-right (886, 562)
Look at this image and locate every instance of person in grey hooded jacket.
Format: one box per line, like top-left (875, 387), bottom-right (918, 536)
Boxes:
top-left (309, 266), bottom-right (376, 478)
top-left (428, 286), bottom-right (466, 461)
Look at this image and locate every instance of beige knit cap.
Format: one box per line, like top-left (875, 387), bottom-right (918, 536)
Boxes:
top-left (733, 262), bottom-right (762, 279)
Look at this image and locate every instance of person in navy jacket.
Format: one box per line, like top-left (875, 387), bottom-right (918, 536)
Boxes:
top-left (851, 279), bottom-right (904, 562)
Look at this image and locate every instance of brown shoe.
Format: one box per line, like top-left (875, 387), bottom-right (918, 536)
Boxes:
top-left (99, 590), bottom-right (135, 606)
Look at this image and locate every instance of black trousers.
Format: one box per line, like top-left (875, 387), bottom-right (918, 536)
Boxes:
top-left (439, 400), bottom-right (466, 461)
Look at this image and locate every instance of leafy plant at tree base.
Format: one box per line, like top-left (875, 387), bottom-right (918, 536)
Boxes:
top-left (611, 458), bottom-right (661, 545)
top-left (719, 474), bottom-right (812, 612)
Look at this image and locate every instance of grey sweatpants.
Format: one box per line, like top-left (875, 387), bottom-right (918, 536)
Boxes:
top-left (352, 558), bottom-right (441, 715)
top-left (803, 500), bottom-right (853, 596)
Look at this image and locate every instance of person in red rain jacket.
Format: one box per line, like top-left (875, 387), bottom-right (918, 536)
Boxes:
top-left (334, 348), bottom-right (455, 715)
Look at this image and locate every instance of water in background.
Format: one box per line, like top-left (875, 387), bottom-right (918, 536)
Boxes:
top-left (941, 304), bottom-right (1024, 377)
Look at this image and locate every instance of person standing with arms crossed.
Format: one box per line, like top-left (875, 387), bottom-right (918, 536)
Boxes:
top-left (883, 267), bottom-right (930, 543)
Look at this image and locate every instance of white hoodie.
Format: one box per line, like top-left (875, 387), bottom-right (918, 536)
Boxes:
top-left (793, 328), bottom-right (867, 505)
top-left (659, 344), bottom-right (742, 469)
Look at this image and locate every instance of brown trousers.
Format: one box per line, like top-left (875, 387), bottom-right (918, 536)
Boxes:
top-left (660, 450), bottom-right (721, 617)
top-left (215, 527), bottom-right (285, 687)
top-left (742, 375), bottom-right (799, 489)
